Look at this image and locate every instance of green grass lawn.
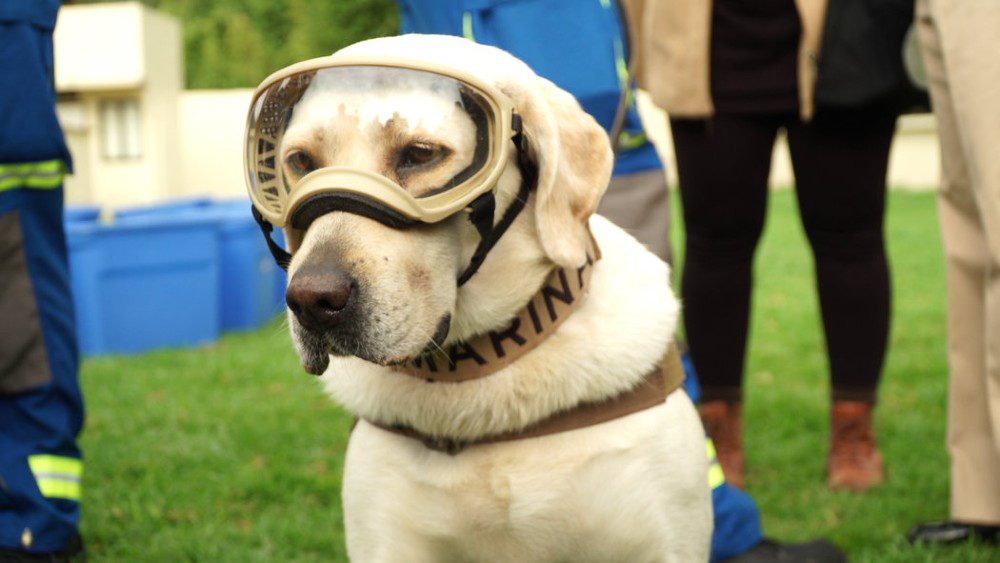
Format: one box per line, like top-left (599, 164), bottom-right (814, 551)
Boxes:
top-left (78, 190), bottom-right (996, 561)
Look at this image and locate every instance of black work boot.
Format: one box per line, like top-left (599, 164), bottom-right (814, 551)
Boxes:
top-left (721, 538), bottom-right (848, 562)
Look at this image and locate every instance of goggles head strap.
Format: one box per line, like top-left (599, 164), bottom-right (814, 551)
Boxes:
top-left (456, 114), bottom-right (535, 286)
top-left (252, 205), bottom-right (293, 271)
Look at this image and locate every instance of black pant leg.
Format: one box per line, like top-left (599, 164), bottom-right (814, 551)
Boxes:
top-left (784, 105), bottom-right (898, 403)
top-left (671, 114), bottom-right (782, 403)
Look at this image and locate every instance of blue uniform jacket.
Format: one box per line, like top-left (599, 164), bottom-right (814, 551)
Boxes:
top-left (0, 0), bottom-right (72, 169)
top-left (397, 0), bottom-right (661, 177)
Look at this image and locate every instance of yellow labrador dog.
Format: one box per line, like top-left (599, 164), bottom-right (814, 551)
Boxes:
top-left (276, 35), bottom-right (711, 562)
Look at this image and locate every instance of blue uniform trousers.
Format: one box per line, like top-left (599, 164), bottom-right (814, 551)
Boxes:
top-left (0, 186), bottom-right (83, 553)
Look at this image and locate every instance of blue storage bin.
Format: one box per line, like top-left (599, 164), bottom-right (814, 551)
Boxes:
top-left (208, 199), bottom-right (288, 320)
top-left (64, 205), bottom-right (100, 223)
top-left (66, 214), bottom-right (220, 355)
top-left (207, 202), bottom-right (284, 331)
top-left (114, 197), bottom-right (212, 221)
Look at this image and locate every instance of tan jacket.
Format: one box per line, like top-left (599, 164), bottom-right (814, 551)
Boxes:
top-left (623, 0), bottom-right (829, 120)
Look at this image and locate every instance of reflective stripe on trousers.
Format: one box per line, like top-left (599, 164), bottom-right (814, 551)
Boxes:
top-left (26, 455), bottom-right (82, 502)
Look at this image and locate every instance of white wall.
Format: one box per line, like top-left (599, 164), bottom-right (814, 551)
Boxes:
top-left (58, 103), bottom-right (92, 206)
top-left (177, 89), bottom-right (255, 201)
top-left (54, 2), bottom-right (145, 91)
top-left (134, 6), bottom-right (184, 204)
top-left (57, 2), bottom-right (183, 210)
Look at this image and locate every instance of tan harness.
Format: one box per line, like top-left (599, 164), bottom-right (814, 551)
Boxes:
top-left (370, 237), bottom-right (685, 455)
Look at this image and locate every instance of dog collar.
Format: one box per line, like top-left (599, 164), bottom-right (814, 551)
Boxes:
top-left (371, 343), bottom-right (685, 455)
top-left (393, 231), bottom-right (601, 382)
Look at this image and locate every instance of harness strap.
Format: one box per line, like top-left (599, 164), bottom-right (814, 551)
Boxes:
top-left (370, 343), bottom-right (685, 455)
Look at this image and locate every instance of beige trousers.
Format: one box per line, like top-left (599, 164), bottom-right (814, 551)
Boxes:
top-left (917, 0), bottom-right (1000, 524)
top-left (598, 168), bottom-right (673, 265)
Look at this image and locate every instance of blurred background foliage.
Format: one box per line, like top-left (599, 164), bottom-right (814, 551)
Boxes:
top-left (78, 0), bottom-right (399, 88)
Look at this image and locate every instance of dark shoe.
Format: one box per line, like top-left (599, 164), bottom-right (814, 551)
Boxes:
top-left (0, 533), bottom-right (85, 562)
top-left (721, 538), bottom-right (848, 562)
top-left (907, 521), bottom-right (999, 545)
top-left (828, 400), bottom-right (884, 491)
top-left (700, 400), bottom-right (745, 488)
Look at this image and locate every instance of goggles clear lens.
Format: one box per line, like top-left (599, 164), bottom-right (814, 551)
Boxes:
top-left (245, 65), bottom-right (499, 226)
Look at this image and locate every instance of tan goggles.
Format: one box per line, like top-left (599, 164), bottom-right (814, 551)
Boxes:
top-left (244, 56), bottom-right (517, 228)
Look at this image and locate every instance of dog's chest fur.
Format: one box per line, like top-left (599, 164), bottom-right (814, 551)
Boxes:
top-left (343, 395), bottom-right (709, 562)
top-left (329, 218), bottom-right (712, 561)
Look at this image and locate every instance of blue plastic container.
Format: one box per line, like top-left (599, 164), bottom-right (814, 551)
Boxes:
top-left (209, 199), bottom-right (288, 319)
top-left (113, 197), bottom-right (284, 332)
top-left (66, 214), bottom-right (220, 355)
top-left (207, 201), bottom-right (284, 331)
top-left (64, 205), bottom-right (100, 223)
top-left (113, 197), bottom-right (212, 221)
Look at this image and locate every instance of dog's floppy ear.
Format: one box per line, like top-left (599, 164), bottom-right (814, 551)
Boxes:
top-left (501, 76), bottom-right (614, 267)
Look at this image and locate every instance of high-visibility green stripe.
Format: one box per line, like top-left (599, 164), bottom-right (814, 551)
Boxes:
top-left (35, 478), bottom-right (82, 501)
top-left (28, 455), bottom-right (83, 501)
top-left (0, 159), bottom-right (64, 175)
top-left (705, 439), bottom-right (726, 489)
top-left (0, 160), bottom-right (66, 193)
top-left (617, 130), bottom-right (647, 151)
top-left (28, 455), bottom-right (82, 479)
top-left (708, 462), bottom-right (726, 489)
top-left (612, 38), bottom-right (634, 110)
top-left (462, 12), bottom-right (475, 41)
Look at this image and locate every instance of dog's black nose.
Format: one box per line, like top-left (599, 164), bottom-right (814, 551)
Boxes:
top-left (286, 267), bottom-right (356, 331)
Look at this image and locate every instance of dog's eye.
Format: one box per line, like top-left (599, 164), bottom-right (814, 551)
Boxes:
top-left (397, 143), bottom-right (447, 171)
top-left (286, 150), bottom-right (317, 176)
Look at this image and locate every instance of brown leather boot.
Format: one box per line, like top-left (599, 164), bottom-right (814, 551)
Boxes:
top-left (828, 400), bottom-right (884, 491)
top-left (699, 400), bottom-right (744, 489)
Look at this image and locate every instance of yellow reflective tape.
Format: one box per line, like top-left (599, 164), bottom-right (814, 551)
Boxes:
top-left (708, 462), bottom-right (726, 489)
top-left (25, 175), bottom-right (64, 189)
top-left (0, 160), bottom-right (66, 192)
top-left (28, 455), bottom-right (82, 501)
top-left (28, 455), bottom-right (82, 478)
top-left (462, 12), bottom-right (475, 41)
top-left (612, 38), bottom-right (634, 110)
top-left (705, 439), bottom-right (726, 488)
top-left (0, 160), bottom-right (64, 175)
top-left (617, 130), bottom-right (647, 151)
top-left (35, 478), bottom-right (82, 501)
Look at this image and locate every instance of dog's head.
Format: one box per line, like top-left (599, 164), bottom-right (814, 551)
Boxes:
top-left (281, 35), bottom-right (613, 374)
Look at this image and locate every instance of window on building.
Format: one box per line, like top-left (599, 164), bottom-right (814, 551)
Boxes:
top-left (100, 99), bottom-right (142, 160)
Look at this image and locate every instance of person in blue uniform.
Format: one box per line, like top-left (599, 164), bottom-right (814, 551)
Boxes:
top-left (398, 0), bottom-right (672, 264)
top-left (0, 1), bottom-right (85, 560)
top-left (394, 2), bottom-right (845, 561)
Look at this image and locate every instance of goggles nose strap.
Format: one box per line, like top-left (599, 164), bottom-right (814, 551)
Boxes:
top-left (252, 205), bottom-right (293, 271)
